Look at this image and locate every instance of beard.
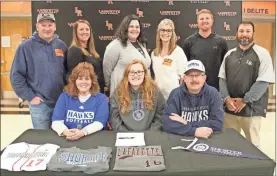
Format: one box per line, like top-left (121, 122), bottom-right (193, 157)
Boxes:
top-left (237, 35), bottom-right (254, 46)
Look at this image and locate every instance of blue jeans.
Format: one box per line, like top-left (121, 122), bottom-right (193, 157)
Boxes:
top-left (28, 102), bottom-right (54, 129)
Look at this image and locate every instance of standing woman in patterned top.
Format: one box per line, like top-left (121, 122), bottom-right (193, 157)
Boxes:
top-left (67, 19), bottom-right (105, 93)
top-left (103, 14), bottom-right (151, 96)
top-left (151, 19), bottom-right (187, 100)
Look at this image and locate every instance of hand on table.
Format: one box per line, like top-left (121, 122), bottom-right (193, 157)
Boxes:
top-left (63, 129), bottom-right (85, 141)
top-left (195, 127), bottom-right (213, 139)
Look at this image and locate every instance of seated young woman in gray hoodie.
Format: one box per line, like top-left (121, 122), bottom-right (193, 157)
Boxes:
top-left (109, 60), bottom-right (165, 131)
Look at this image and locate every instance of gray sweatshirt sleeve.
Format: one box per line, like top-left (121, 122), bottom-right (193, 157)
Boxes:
top-left (103, 40), bottom-right (120, 87)
top-left (243, 81), bottom-right (269, 103)
top-left (150, 90), bottom-right (165, 131)
top-left (219, 78), bottom-right (230, 102)
top-left (109, 94), bottom-right (129, 131)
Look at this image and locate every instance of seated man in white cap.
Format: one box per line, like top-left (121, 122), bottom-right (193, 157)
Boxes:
top-left (163, 60), bottom-right (224, 138)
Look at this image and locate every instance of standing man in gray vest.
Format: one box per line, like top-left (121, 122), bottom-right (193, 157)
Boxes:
top-left (10, 13), bottom-right (67, 129)
top-left (218, 21), bottom-right (274, 148)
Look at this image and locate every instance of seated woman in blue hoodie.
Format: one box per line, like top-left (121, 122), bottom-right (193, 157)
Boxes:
top-left (163, 60), bottom-right (224, 138)
top-left (109, 59), bottom-right (165, 131)
top-left (51, 62), bottom-right (109, 140)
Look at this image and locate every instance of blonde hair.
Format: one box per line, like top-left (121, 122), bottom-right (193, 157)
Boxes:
top-left (153, 18), bottom-right (177, 56)
top-left (70, 19), bottom-right (99, 58)
top-left (116, 60), bottom-right (158, 113)
top-left (196, 9), bottom-right (214, 20)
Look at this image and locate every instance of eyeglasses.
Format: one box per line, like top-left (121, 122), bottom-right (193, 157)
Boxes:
top-left (129, 70), bottom-right (144, 76)
top-left (186, 74), bottom-right (205, 79)
top-left (159, 29), bottom-right (173, 33)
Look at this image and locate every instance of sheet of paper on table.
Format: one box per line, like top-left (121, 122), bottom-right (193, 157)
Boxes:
top-left (115, 132), bottom-right (146, 147)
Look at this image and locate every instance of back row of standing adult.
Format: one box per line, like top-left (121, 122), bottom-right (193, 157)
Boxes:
top-left (183, 9), bottom-right (228, 90)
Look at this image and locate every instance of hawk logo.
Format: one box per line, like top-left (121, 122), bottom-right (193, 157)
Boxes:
top-left (108, 0), bottom-right (113, 4)
top-left (224, 0), bottom-right (231, 6)
top-left (75, 7), bottom-right (82, 17)
top-left (136, 8), bottom-right (144, 17)
top-left (246, 60), bottom-right (253, 66)
top-left (106, 20), bottom-right (113, 30)
top-left (224, 22), bottom-right (230, 31)
top-left (168, 0), bottom-right (174, 5)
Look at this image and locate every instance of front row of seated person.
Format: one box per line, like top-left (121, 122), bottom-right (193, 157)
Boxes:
top-left (51, 59), bottom-right (223, 140)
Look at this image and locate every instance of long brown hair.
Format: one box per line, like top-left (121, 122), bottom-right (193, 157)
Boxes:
top-left (153, 18), bottom-right (177, 56)
top-left (64, 62), bottom-right (99, 97)
top-left (70, 19), bottom-right (99, 58)
top-left (116, 60), bottom-right (157, 113)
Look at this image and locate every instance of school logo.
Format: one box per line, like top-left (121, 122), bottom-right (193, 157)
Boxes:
top-left (160, 10), bottom-right (181, 15)
top-left (189, 24), bottom-right (198, 28)
top-left (105, 20), bottom-right (113, 30)
top-left (75, 7), bottom-right (82, 17)
top-left (193, 143), bottom-right (209, 152)
top-left (224, 22), bottom-right (231, 31)
top-left (217, 12), bottom-right (237, 16)
top-left (190, 0), bottom-right (209, 4)
top-left (142, 23), bottom-right (151, 28)
top-left (98, 36), bottom-right (116, 40)
top-left (37, 9), bottom-right (59, 14)
top-left (222, 36), bottom-right (236, 40)
top-left (136, 8), bottom-right (144, 17)
top-left (224, 0), bottom-right (231, 6)
top-left (132, 109), bottom-right (145, 121)
top-left (99, 10), bottom-right (120, 15)
top-left (168, 0), bottom-right (174, 5)
top-left (246, 60), bottom-right (253, 66)
top-left (68, 22), bottom-right (76, 27)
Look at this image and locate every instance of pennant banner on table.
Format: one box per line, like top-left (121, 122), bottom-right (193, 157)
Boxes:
top-left (172, 138), bottom-right (268, 160)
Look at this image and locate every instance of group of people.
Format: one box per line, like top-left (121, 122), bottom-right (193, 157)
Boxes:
top-left (10, 9), bottom-right (274, 149)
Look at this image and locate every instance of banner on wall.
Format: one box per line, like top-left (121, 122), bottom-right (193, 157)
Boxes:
top-left (32, 0), bottom-right (242, 57)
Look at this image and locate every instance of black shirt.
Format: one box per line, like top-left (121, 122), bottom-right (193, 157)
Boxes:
top-left (67, 45), bottom-right (105, 93)
top-left (183, 32), bottom-right (228, 90)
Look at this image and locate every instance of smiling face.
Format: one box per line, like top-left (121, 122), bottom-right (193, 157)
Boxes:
top-left (159, 24), bottom-right (173, 43)
top-left (183, 70), bottom-right (206, 94)
top-left (77, 22), bottom-right (91, 43)
top-left (236, 24), bottom-right (254, 46)
top-left (76, 76), bottom-right (92, 95)
top-left (36, 20), bottom-right (56, 42)
top-left (128, 20), bottom-right (140, 42)
top-left (128, 63), bottom-right (145, 89)
top-left (197, 13), bottom-right (213, 32)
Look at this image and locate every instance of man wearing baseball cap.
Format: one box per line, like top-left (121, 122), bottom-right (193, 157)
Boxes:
top-left (10, 13), bottom-right (67, 129)
top-left (163, 60), bottom-right (224, 138)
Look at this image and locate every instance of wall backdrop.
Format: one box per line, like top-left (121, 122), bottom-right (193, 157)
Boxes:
top-left (32, 0), bottom-right (242, 57)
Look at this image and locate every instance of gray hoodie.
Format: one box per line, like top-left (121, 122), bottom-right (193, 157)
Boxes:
top-left (109, 88), bottom-right (165, 131)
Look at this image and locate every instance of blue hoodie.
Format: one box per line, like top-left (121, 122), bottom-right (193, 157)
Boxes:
top-left (163, 82), bottom-right (224, 136)
top-left (10, 32), bottom-right (67, 107)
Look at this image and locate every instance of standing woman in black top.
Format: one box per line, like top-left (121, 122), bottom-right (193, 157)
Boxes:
top-left (67, 19), bottom-right (105, 93)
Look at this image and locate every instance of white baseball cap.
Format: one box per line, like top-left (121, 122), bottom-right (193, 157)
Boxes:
top-left (184, 60), bottom-right (205, 73)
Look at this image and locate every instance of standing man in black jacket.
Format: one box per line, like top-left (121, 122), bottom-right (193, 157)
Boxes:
top-left (183, 9), bottom-right (228, 91)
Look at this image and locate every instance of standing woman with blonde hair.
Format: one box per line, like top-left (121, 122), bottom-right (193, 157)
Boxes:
top-left (109, 60), bottom-right (165, 131)
top-left (67, 19), bottom-right (105, 93)
top-left (151, 18), bottom-right (187, 100)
